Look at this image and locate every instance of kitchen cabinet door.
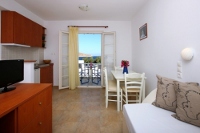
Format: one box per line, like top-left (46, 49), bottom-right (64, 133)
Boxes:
top-left (13, 12), bottom-right (25, 44)
top-left (24, 18), bottom-right (32, 46)
top-left (1, 11), bottom-right (14, 43)
top-left (1, 11), bottom-right (25, 45)
top-left (1, 11), bottom-right (44, 48)
top-left (40, 64), bottom-right (53, 84)
top-left (31, 22), bottom-right (43, 47)
top-left (31, 22), bottom-right (38, 47)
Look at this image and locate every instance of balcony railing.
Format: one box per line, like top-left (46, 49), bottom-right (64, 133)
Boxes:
top-left (79, 63), bottom-right (101, 85)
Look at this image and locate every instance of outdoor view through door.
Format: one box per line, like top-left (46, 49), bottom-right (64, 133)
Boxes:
top-left (78, 33), bottom-right (101, 87)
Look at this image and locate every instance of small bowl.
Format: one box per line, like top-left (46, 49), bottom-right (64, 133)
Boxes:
top-left (43, 60), bottom-right (51, 64)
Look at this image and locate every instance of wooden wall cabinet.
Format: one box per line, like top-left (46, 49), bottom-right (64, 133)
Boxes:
top-left (40, 63), bottom-right (54, 84)
top-left (0, 83), bottom-right (52, 133)
top-left (1, 11), bottom-right (25, 44)
top-left (24, 17), bottom-right (32, 46)
top-left (1, 11), bottom-right (45, 48)
top-left (31, 22), bottom-right (43, 47)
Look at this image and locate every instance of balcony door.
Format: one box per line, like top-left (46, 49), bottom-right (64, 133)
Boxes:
top-left (59, 31), bottom-right (115, 89)
top-left (102, 32), bottom-right (116, 83)
top-left (78, 33), bottom-right (102, 87)
top-left (58, 31), bottom-right (69, 90)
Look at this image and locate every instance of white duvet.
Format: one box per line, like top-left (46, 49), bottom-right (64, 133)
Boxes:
top-left (123, 103), bottom-right (200, 133)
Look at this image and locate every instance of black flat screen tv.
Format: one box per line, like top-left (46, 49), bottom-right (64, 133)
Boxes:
top-left (0, 59), bottom-right (24, 93)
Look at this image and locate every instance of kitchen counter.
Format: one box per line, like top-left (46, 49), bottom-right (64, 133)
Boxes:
top-left (24, 60), bottom-right (37, 62)
top-left (21, 62), bottom-right (52, 84)
top-left (34, 63), bottom-right (50, 69)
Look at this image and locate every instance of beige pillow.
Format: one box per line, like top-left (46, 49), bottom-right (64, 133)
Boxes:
top-left (172, 81), bottom-right (200, 127)
top-left (152, 75), bottom-right (177, 112)
top-left (152, 75), bottom-right (199, 112)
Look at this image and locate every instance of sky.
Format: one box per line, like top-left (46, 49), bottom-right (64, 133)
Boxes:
top-left (78, 34), bottom-right (101, 56)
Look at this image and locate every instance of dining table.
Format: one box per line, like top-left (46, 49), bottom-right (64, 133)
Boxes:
top-left (111, 70), bottom-right (146, 111)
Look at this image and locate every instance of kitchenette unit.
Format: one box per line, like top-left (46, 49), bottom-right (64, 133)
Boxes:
top-left (21, 61), bottom-right (53, 85)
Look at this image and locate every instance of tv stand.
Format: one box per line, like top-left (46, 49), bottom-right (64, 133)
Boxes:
top-left (0, 83), bottom-right (52, 133)
top-left (2, 86), bottom-right (16, 93)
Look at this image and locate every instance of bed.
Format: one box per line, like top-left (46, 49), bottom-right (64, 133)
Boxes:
top-left (123, 89), bottom-right (200, 133)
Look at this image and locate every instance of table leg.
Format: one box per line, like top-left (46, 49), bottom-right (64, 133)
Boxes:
top-left (117, 80), bottom-right (120, 111)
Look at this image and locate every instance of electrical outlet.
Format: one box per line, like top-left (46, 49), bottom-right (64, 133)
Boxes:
top-left (177, 72), bottom-right (182, 79)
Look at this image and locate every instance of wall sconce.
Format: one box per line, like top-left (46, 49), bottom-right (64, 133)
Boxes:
top-left (181, 48), bottom-right (194, 60)
top-left (79, 4), bottom-right (89, 11)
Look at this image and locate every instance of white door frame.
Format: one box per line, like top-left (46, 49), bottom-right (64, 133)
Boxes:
top-left (59, 31), bottom-right (116, 89)
top-left (58, 31), bottom-right (69, 90)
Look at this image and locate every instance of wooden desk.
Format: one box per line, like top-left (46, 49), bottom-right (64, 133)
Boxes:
top-left (0, 83), bottom-right (52, 133)
top-left (111, 70), bottom-right (146, 111)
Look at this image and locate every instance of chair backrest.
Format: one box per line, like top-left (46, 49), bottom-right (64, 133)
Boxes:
top-left (79, 63), bottom-right (84, 73)
top-left (124, 72), bottom-right (145, 102)
top-left (79, 63), bottom-right (83, 69)
top-left (98, 64), bottom-right (101, 69)
top-left (95, 64), bottom-right (101, 71)
top-left (115, 66), bottom-right (123, 71)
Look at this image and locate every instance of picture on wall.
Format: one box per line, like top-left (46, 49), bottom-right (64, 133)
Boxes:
top-left (139, 23), bottom-right (147, 40)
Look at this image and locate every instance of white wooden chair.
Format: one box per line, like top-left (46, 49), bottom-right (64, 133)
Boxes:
top-left (103, 67), bottom-right (122, 110)
top-left (92, 64), bottom-right (101, 84)
top-left (121, 73), bottom-right (145, 104)
top-left (79, 63), bottom-right (89, 84)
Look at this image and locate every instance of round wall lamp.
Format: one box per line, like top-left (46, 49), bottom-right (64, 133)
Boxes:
top-left (79, 4), bottom-right (89, 11)
top-left (181, 48), bottom-right (194, 60)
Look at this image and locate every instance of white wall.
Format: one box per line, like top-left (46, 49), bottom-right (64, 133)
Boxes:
top-left (44, 20), bottom-right (132, 86)
top-left (131, 0), bottom-right (200, 95)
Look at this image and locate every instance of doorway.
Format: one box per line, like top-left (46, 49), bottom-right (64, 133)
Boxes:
top-left (78, 33), bottom-right (101, 87)
top-left (59, 31), bottom-right (115, 90)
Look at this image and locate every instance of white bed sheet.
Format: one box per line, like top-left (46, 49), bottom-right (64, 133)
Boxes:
top-left (123, 103), bottom-right (200, 133)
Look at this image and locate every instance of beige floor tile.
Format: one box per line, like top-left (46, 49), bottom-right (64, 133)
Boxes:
top-left (53, 122), bottom-right (79, 133)
top-left (52, 87), bottom-right (123, 133)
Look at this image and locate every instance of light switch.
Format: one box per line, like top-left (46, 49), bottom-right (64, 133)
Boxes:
top-left (177, 61), bottom-right (182, 67)
top-left (177, 67), bottom-right (182, 72)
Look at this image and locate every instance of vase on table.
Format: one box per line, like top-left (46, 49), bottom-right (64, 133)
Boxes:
top-left (123, 66), bottom-right (128, 74)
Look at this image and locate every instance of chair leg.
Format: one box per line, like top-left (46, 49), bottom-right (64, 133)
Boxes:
top-left (92, 73), bottom-right (101, 85)
top-left (105, 92), bottom-right (108, 108)
top-left (126, 91), bottom-right (128, 104)
top-left (136, 92), bottom-right (138, 101)
top-left (120, 90), bottom-right (122, 110)
top-left (122, 90), bottom-right (125, 106)
top-left (139, 92), bottom-right (142, 103)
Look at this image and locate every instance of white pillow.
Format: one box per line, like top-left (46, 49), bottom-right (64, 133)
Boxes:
top-left (142, 88), bottom-right (157, 103)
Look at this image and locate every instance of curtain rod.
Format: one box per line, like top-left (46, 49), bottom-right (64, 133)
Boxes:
top-left (68, 26), bottom-right (108, 28)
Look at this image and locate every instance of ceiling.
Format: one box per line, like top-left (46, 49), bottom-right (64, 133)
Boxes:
top-left (15, 0), bottom-right (147, 21)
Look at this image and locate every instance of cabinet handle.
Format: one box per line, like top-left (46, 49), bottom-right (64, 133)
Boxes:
top-left (39, 122), bottom-right (42, 125)
top-left (39, 102), bottom-right (42, 105)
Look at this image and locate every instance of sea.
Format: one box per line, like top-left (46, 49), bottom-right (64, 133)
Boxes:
top-left (79, 56), bottom-right (101, 60)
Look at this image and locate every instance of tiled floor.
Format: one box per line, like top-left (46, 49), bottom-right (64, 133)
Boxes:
top-left (52, 86), bottom-right (123, 133)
